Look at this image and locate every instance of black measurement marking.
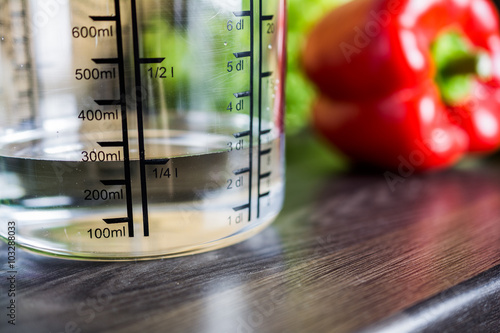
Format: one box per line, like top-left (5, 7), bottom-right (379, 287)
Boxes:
top-left (112, 0), bottom-right (134, 237)
top-left (257, 1), bottom-right (274, 218)
top-left (234, 167), bottom-right (250, 175)
top-left (98, 141), bottom-right (123, 147)
top-left (260, 129), bottom-right (271, 135)
top-left (234, 91), bottom-right (251, 98)
top-left (90, 15), bottom-right (117, 22)
top-left (233, 203), bottom-right (250, 212)
top-left (139, 57), bottom-right (165, 64)
top-left (258, 0), bottom-right (264, 218)
top-left (104, 217), bottom-right (129, 224)
top-left (259, 172), bottom-right (271, 179)
top-left (145, 159), bottom-right (170, 165)
top-left (247, 0), bottom-right (255, 222)
top-left (260, 148), bottom-right (272, 156)
top-left (259, 192), bottom-right (270, 198)
top-left (233, 11), bottom-right (251, 17)
top-left (95, 99), bottom-right (121, 106)
top-left (92, 58), bottom-right (119, 64)
top-left (233, 130), bottom-right (250, 138)
top-left (131, 0), bottom-right (154, 237)
top-left (101, 180), bottom-right (126, 186)
top-left (233, 51), bottom-right (251, 58)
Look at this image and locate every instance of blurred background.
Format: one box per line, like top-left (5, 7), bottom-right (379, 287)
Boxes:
top-left (286, 0), bottom-right (500, 130)
top-left (286, 0), bottom-right (500, 171)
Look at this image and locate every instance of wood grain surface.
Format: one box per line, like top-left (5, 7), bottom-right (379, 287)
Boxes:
top-left (1, 134), bottom-right (500, 333)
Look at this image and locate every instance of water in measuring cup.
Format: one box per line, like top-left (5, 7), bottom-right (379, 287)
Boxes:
top-left (0, 129), bottom-right (284, 259)
top-left (0, 0), bottom-right (287, 259)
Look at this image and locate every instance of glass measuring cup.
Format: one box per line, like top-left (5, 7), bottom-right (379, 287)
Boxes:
top-left (0, 0), bottom-right (286, 260)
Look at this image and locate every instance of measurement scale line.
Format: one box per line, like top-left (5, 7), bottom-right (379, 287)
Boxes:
top-left (113, 0), bottom-right (134, 237)
top-left (131, 0), bottom-right (151, 237)
top-left (247, 0), bottom-right (255, 222)
top-left (92, 58), bottom-right (119, 64)
top-left (90, 15), bottom-right (117, 21)
top-left (234, 91), bottom-right (251, 98)
top-left (233, 11), bottom-right (251, 17)
top-left (233, 204), bottom-right (250, 212)
top-left (259, 172), bottom-right (271, 179)
top-left (145, 158), bottom-right (170, 165)
top-left (104, 217), bottom-right (129, 224)
top-left (95, 99), bottom-right (121, 106)
top-left (234, 167), bottom-right (250, 175)
top-left (260, 148), bottom-right (272, 156)
top-left (234, 51), bottom-right (251, 58)
top-left (257, 0), bottom-right (265, 218)
top-left (261, 15), bottom-right (274, 21)
top-left (259, 192), bottom-right (270, 198)
top-left (233, 130), bottom-right (250, 138)
top-left (97, 141), bottom-right (123, 147)
top-left (260, 129), bottom-right (271, 135)
top-left (101, 180), bottom-right (126, 186)
top-left (139, 57), bottom-right (165, 64)
top-left (261, 71), bottom-right (273, 78)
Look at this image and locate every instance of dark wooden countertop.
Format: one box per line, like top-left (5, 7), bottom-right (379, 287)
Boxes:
top-left (2, 133), bottom-right (500, 333)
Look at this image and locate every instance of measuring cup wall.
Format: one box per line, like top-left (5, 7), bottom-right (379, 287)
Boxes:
top-left (0, 0), bottom-right (286, 260)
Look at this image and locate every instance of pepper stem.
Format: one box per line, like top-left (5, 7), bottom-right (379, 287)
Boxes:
top-left (440, 52), bottom-right (492, 79)
top-left (431, 31), bottom-right (492, 105)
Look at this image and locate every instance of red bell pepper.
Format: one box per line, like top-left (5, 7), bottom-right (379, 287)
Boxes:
top-left (302, 0), bottom-right (500, 172)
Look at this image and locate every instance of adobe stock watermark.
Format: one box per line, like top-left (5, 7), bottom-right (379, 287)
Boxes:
top-left (2, 0), bottom-right (68, 34)
top-left (30, 0), bottom-right (69, 35)
top-left (50, 277), bottom-right (129, 333)
top-left (235, 288), bottom-right (287, 333)
top-left (5, 221), bottom-right (18, 327)
top-left (384, 129), bottom-right (458, 192)
top-left (383, 136), bottom-right (439, 192)
top-left (340, 0), bottom-right (402, 63)
top-left (383, 99), bottom-right (474, 192)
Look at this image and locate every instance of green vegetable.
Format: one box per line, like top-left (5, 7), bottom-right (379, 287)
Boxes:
top-left (286, 0), bottom-right (349, 135)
